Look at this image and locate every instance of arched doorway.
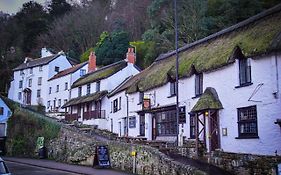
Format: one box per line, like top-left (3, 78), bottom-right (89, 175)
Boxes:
top-left (23, 88), bottom-right (32, 105)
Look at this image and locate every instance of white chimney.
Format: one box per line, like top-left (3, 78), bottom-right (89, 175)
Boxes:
top-left (41, 48), bottom-right (53, 58)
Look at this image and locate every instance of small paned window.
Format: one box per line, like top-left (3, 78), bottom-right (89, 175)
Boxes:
top-left (30, 68), bottom-right (33, 74)
top-left (96, 81), bottom-right (100, 92)
top-left (87, 84), bottom-right (91, 95)
top-left (237, 105), bottom-right (258, 138)
top-left (195, 73), bottom-right (203, 96)
top-left (139, 92), bottom-right (144, 104)
top-left (55, 66), bottom-right (60, 72)
top-left (49, 87), bottom-right (52, 94)
top-left (56, 85), bottom-right (59, 92)
top-left (78, 87), bottom-right (82, 97)
top-left (39, 66), bottom-right (43, 71)
top-left (170, 82), bottom-right (176, 96)
top-left (190, 114), bottom-right (196, 139)
top-left (80, 69), bottom-right (86, 76)
top-left (239, 58), bottom-right (251, 86)
top-left (113, 99), bottom-right (118, 113)
top-left (65, 82), bottom-right (68, 90)
top-left (28, 79), bottom-right (32, 87)
top-left (19, 80), bottom-right (23, 88)
top-left (37, 89), bottom-right (41, 98)
top-left (38, 77), bottom-right (42, 85)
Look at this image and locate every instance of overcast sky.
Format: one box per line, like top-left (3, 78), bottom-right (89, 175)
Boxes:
top-left (0, 0), bottom-right (47, 14)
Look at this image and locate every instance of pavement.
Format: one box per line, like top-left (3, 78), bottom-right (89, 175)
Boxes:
top-left (3, 157), bottom-right (133, 175)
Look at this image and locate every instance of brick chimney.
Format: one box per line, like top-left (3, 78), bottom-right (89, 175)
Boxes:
top-left (126, 48), bottom-right (135, 64)
top-left (88, 51), bottom-right (96, 73)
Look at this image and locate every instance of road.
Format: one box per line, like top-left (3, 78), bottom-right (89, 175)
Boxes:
top-left (6, 161), bottom-right (79, 175)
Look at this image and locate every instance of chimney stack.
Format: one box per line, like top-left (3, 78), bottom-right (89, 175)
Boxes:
top-left (88, 51), bottom-right (96, 73)
top-left (126, 48), bottom-right (135, 64)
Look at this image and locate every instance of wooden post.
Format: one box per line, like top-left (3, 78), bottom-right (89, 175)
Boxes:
top-left (195, 113), bottom-right (199, 157)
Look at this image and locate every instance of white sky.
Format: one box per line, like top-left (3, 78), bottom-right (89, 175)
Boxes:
top-left (0, 0), bottom-right (47, 14)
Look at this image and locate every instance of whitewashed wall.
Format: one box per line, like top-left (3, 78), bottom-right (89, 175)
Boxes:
top-left (0, 98), bottom-right (12, 137)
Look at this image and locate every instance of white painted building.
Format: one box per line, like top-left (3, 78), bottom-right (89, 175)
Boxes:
top-left (47, 62), bottom-right (88, 113)
top-left (0, 97), bottom-right (12, 137)
top-left (62, 48), bottom-right (140, 129)
top-left (8, 48), bottom-right (75, 108)
top-left (106, 6), bottom-right (281, 156)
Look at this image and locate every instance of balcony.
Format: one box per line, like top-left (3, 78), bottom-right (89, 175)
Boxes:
top-left (65, 113), bottom-right (79, 121)
top-left (83, 110), bottom-right (106, 120)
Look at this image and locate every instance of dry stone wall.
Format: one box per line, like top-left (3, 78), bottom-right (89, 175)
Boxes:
top-left (48, 126), bottom-right (205, 175)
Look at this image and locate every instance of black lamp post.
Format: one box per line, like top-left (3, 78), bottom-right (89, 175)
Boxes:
top-left (174, 0), bottom-right (180, 147)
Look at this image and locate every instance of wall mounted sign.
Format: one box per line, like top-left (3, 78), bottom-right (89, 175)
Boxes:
top-left (143, 99), bottom-right (151, 110)
top-left (94, 145), bottom-right (111, 168)
top-left (129, 116), bottom-right (136, 128)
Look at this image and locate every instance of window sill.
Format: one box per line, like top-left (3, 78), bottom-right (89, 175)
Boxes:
top-left (235, 136), bottom-right (259, 139)
top-left (167, 94), bottom-right (176, 98)
top-left (192, 94), bottom-right (202, 99)
top-left (235, 82), bottom-right (253, 89)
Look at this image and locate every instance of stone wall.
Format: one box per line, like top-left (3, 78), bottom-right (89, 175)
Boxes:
top-left (47, 126), bottom-right (205, 175)
top-left (209, 150), bottom-right (281, 175)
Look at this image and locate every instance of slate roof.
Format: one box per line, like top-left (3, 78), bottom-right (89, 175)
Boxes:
top-left (191, 87), bottom-right (223, 112)
top-left (48, 62), bottom-right (88, 81)
top-left (123, 3), bottom-right (281, 94)
top-left (62, 90), bottom-right (108, 108)
top-left (72, 60), bottom-right (127, 88)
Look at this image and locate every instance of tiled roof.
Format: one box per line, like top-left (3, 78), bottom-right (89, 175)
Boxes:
top-left (48, 62), bottom-right (88, 81)
top-left (62, 90), bottom-right (108, 108)
top-left (72, 60), bottom-right (127, 88)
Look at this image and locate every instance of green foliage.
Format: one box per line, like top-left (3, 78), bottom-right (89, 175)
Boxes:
top-left (48, 0), bottom-right (72, 19)
top-left (95, 31), bottom-right (130, 65)
top-left (80, 47), bottom-right (95, 63)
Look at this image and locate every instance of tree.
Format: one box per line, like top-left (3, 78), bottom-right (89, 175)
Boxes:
top-left (95, 31), bottom-right (130, 65)
top-left (48, 0), bottom-right (71, 19)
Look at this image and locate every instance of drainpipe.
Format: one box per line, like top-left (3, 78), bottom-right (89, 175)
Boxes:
top-left (274, 53), bottom-right (279, 98)
top-left (126, 93), bottom-right (129, 136)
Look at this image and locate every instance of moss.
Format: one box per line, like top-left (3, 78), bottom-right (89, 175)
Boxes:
top-left (72, 61), bottom-right (127, 88)
top-left (191, 87), bottom-right (223, 112)
top-left (126, 11), bottom-right (281, 93)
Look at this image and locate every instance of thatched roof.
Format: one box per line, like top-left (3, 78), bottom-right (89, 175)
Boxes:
top-left (191, 87), bottom-right (223, 112)
top-left (123, 4), bottom-right (281, 94)
top-left (62, 90), bottom-right (108, 108)
top-left (72, 60), bottom-right (127, 88)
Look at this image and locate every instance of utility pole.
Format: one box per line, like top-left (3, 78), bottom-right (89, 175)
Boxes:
top-left (174, 0), bottom-right (180, 147)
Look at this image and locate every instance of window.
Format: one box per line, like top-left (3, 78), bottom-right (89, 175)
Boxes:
top-left (55, 66), bottom-right (60, 72)
top-left (56, 85), bottom-right (59, 92)
top-left (110, 102), bottom-right (113, 113)
top-left (80, 69), bottom-right (86, 76)
top-left (0, 107), bottom-right (3, 115)
top-left (38, 77), bottom-right (42, 85)
top-left (65, 82), bottom-right (68, 90)
top-left (39, 66), bottom-right (43, 71)
top-left (190, 114), bottom-right (196, 139)
top-left (119, 97), bottom-right (121, 110)
top-left (49, 87), bottom-right (52, 94)
top-left (139, 92), bottom-right (144, 104)
top-left (58, 99), bottom-right (61, 107)
top-left (37, 89), bottom-right (41, 98)
top-left (28, 79), bottom-right (32, 87)
top-left (18, 92), bottom-right (22, 100)
top-left (140, 114), bottom-right (145, 136)
top-left (78, 87), bottom-right (82, 97)
top-left (113, 99), bottom-right (118, 113)
top-left (87, 84), bottom-right (91, 95)
top-left (30, 68), bottom-right (33, 74)
top-left (156, 110), bottom-right (177, 136)
top-left (20, 70), bottom-right (24, 75)
top-left (47, 101), bottom-right (50, 108)
top-left (195, 73), bottom-right (203, 96)
top-left (237, 105), bottom-right (258, 138)
top-left (170, 82), bottom-right (176, 96)
top-left (19, 80), bottom-right (23, 88)
top-left (239, 58), bottom-right (251, 86)
top-left (64, 99), bottom-right (67, 104)
top-left (96, 81), bottom-right (100, 92)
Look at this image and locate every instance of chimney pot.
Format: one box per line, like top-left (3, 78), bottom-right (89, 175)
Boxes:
top-left (126, 48), bottom-right (136, 64)
top-left (88, 51), bottom-right (96, 73)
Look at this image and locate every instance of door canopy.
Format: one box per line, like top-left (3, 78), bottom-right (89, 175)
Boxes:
top-left (191, 87), bottom-right (223, 113)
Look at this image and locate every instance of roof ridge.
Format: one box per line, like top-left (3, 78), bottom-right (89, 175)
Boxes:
top-left (155, 3), bottom-right (281, 62)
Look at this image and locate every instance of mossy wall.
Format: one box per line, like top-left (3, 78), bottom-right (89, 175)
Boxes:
top-left (6, 108), bottom-right (61, 157)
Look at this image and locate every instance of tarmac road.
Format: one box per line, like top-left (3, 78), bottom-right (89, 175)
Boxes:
top-left (6, 161), bottom-right (79, 175)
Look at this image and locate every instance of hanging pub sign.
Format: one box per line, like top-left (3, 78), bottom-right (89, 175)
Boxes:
top-left (143, 98), bottom-right (151, 110)
top-left (93, 145), bottom-right (111, 168)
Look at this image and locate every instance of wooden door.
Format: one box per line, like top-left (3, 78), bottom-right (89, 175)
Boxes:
top-left (152, 114), bottom-right (156, 140)
top-left (210, 111), bottom-right (220, 151)
top-left (139, 114), bottom-right (145, 136)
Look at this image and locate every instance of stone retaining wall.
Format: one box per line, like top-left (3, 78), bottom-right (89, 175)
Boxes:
top-left (209, 150), bottom-right (281, 175)
top-left (47, 127), bottom-right (205, 175)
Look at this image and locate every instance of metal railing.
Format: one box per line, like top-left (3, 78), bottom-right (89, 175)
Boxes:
top-left (83, 110), bottom-right (106, 120)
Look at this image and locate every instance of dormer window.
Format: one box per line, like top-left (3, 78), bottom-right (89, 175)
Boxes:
top-left (239, 58), bottom-right (251, 86)
top-left (55, 66), bottom-right (60, 72)
top-left (170, 81), bottom-right (176, 96)
top-left (195, 73), bottom-right (203, 96)
top-left (39, 66), bottom-right (43, 72)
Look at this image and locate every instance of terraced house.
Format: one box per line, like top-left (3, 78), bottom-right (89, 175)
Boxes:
top-left (107, 5), bottom-right (281, 156)
top-left (62, 48), bottom-right (140, 129)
